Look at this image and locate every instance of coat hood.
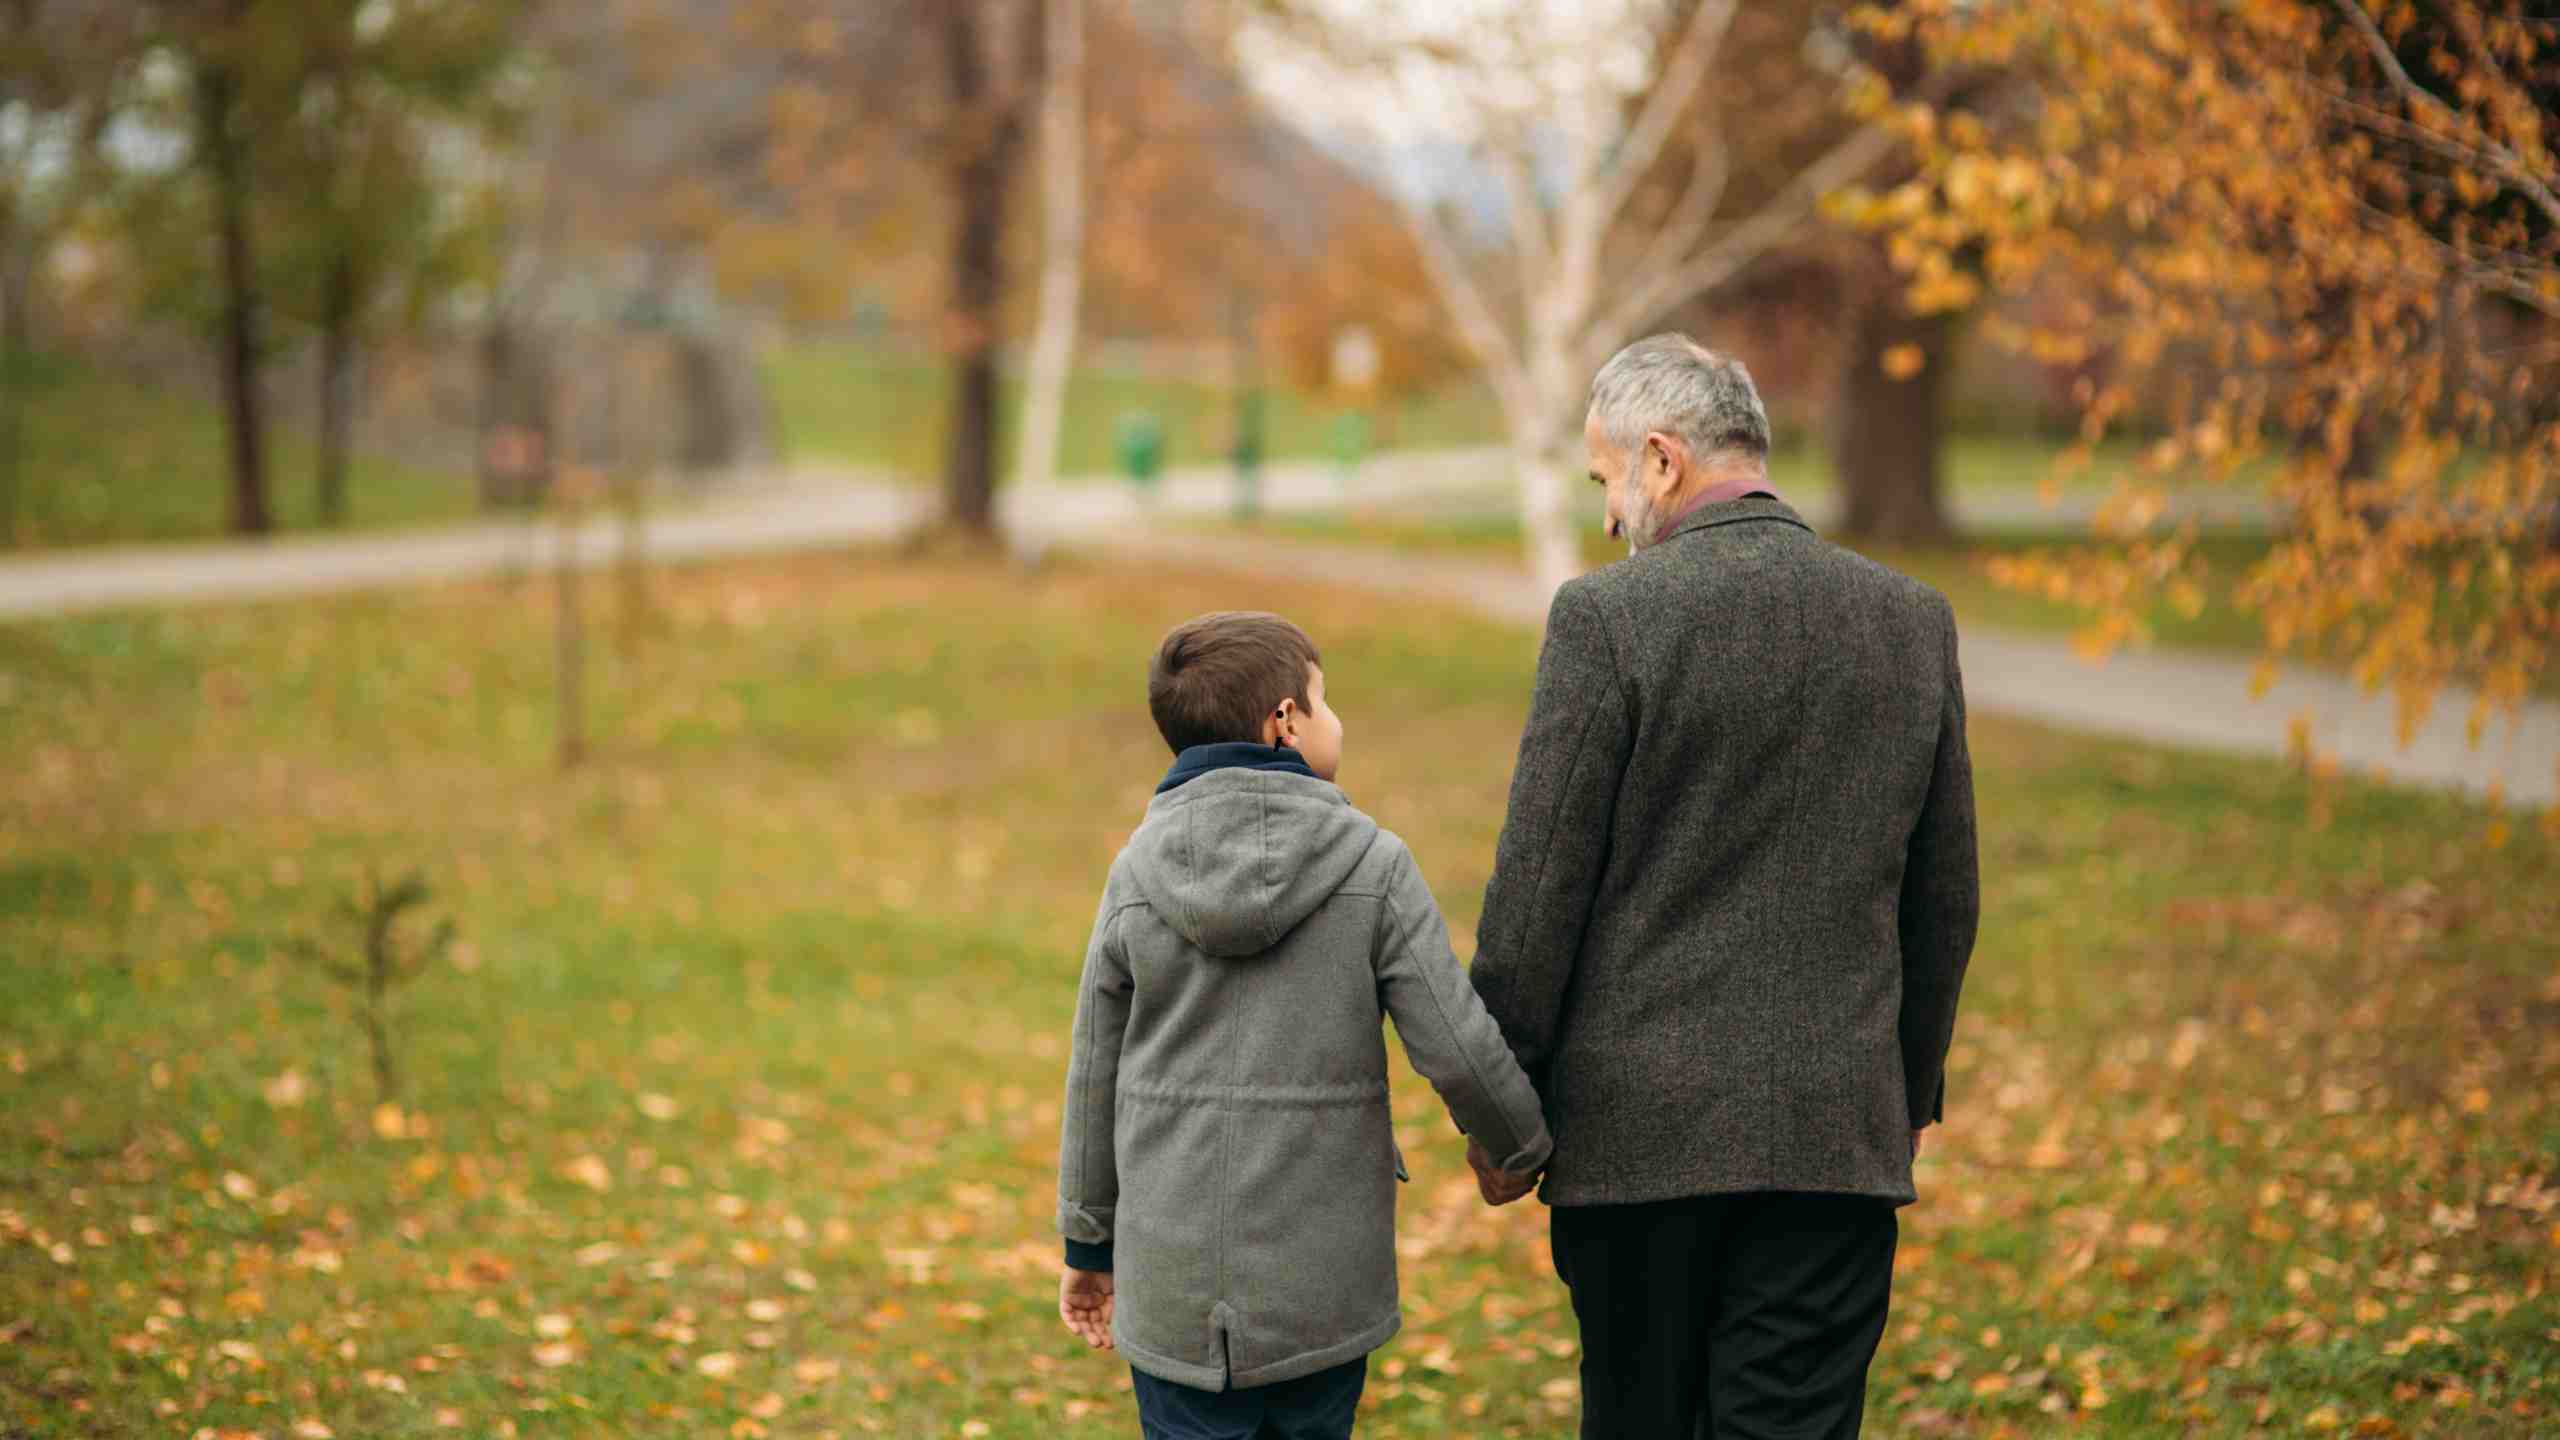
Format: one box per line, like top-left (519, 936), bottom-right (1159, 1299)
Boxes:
top-left (1122, 768), bottom-right (1380, 958)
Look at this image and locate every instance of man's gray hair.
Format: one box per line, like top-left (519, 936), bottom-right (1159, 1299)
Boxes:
top-left (1586, 334), bottom-right (1771, 464)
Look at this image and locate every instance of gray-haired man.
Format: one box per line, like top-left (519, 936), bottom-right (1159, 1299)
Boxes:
top-left (1466, 334), bottom-right (1979, 1438)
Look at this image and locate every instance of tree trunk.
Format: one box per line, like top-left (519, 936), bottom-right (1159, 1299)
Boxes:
top-left (316, 251), bottom-right (357, 527)
top-left (1014, 0), bottom-right (1083, 498)
top-left (1516, 430), bottom-right (1580, 596)
top-left (555, 478), bottom-right (585, 771)
top-left (1833, 288), bottom-right (1955, 544)
top-left (477, 319), bottom-right (552, 508)
top-left (940, 1), bottom-right (1025, 538)
top-left (0, 217), bottom-right (28, 545)
top-left (197, 48), bottom-right (271, 536)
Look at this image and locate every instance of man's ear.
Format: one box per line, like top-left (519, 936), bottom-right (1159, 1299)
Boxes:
top-left (1643, 430), bottom-right (1687, 485)
top-left (1265, 696), bottom-right (1300, 748)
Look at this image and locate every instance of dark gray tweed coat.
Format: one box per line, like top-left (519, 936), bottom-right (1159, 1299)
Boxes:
top-left (1469, 494), bottom-right (1979, 1208)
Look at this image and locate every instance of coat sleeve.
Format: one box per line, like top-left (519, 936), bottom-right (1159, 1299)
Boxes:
top-left (1469, 579), bottom-right (1633, 1086)
top-left (1057, 888), bottom-right (1134, 1269)
top-left (1377, 844), bottom-right (1554, 1175)
top-left (1898, 602), bottom-right (1980, 1129)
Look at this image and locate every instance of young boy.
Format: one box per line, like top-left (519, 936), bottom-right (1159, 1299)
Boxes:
top-left (1055, 611), bottom-right (1552, 1439)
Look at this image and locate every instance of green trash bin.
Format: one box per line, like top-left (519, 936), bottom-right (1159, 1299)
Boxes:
top-left (1329, 410), bottom-right (1372, 494)
top-left (1231, 388), bottom-right (1266, 521)
top-left (1115, 411), bottom-right (1165, 500)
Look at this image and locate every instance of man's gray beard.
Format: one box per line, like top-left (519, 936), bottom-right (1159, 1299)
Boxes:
top-left (1624, 489), bottom-right (1659, 555)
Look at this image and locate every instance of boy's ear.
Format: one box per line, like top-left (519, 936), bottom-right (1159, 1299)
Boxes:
top-left (1265, 696), bottom-right (1299, 748)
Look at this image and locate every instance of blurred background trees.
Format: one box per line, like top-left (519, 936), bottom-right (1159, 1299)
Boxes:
top-left (1, 0), bottom-right (2548, 762)
top-left (1864, 0), bottom-right (2557, 754)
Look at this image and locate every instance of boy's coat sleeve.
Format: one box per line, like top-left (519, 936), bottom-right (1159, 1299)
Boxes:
top-left (1375, 844), bottom-right (1554, 1176)
top-left (1057, 883), bottom-right (1134, 1259)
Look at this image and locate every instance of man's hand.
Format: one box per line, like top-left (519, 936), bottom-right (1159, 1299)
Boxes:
top-left (1058, 1267), bottom-right (1114, 1350)
top-left (1912, 1128), bottom-right (1927, 1160)
top-left (1466, 1138), bottom-right (1538, 1207)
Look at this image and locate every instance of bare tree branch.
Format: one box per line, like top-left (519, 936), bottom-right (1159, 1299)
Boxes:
top-left (1490, 131), bottom-right (1553, 309)
top-left (1589, 118), bottom-right (1900, 362)
top-left (1407, 200), bottom-right (1530, 409)
top-left (1583, 0), bottom-right (1741, 231)
top-left (1614, 134), bottom-right (1731, 316)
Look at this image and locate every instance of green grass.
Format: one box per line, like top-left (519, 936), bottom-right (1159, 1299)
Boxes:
top-left (763, 342), bottom-right (1503, 480)
top-left (1199, 508), bottom-right (2560, 703)
top-left (3, 550), bottom-right (2555, 1436)
top-left (4, 353), bottom-right (477, 550)
top-left (1202, 506), bottom-right (2267, 646)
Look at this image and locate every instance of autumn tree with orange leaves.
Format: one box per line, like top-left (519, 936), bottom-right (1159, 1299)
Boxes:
top-left (1852, 0), bottom-right (2558, 815)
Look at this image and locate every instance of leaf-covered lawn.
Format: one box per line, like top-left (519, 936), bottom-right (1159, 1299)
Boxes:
top-left (1, 550), bottom-right (2553, 1437)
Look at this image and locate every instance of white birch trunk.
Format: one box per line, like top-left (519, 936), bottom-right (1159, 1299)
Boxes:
top-left (1342, 2), bottom-right (1895, 595)
top-left (1015, 0), bottom-right (1084, 496)
top-left (1516, 431), bottom-right (1580, 595)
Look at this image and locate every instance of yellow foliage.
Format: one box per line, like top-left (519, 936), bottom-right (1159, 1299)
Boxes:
top-left (1865, 0), bottom-right (2558, 823)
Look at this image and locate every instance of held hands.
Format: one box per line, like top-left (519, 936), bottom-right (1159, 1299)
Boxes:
top-left (1058, 1267), bottom-right (1115, 1350)
top-left (1466, 1137), bottom-right (1539, 1207)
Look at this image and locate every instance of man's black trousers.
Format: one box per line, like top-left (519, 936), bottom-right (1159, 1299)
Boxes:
top-left (1549, 1190), bottom-right (1897, 1439)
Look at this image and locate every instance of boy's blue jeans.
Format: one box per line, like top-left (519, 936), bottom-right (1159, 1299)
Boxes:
top-left (1130, 1357), bottom-right (1367, 1440)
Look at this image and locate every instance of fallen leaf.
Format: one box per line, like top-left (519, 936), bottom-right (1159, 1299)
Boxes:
top-left (561, 1155), bottom-right (613, 1193)
top-left (262, 1070), bottom-right (310, 1109)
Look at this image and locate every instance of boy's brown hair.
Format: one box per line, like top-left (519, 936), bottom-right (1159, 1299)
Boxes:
top-left (1148, 611), bottom-right (1321, 754)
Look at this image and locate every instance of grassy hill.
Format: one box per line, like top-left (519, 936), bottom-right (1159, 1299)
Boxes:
top-left (763, 341), bottom-right (1502, 480)
top-left (5, 353), bottom-right (476, 550)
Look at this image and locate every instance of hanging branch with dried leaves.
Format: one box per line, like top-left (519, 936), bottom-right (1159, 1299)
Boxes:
top-left (1853, 0), bottom-right (2558, 824)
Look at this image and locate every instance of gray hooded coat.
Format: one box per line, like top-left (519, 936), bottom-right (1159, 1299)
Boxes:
top-left (1057, 767), bottom-right (1552, 1390)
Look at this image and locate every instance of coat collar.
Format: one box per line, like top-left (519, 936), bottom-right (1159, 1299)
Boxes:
top-left (1658, 492), bottom-right (1814, 546)
top-left (1156, 741), bottom-right (1321, 795)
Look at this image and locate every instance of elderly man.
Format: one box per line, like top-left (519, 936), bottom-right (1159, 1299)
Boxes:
top-left (1465, 334), bottom-right (1979, 1438)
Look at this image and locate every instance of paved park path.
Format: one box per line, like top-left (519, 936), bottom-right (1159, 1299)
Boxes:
top-left (2, 448), bottom-right (2548, 806)
top-left (0, 450), bottom-right (1502, 621)
top-left (1102, 529), bottom-right (2560, 810)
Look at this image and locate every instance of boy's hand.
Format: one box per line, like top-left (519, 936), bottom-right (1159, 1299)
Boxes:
top-left (1466, 1138), bottom-right (1538, 1207)
top-left (1058, 1266), bottom-right (1115, 1350)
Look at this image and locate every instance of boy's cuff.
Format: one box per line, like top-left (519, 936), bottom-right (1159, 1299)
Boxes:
top-left (1063, 1238), bottom-right (1114, 1272)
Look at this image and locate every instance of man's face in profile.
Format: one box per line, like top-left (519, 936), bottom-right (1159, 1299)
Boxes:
top-left (1585, 411), bottom-right (1637, 552)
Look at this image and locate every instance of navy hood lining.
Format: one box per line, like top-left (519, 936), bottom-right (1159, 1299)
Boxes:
top-left (1157, 741), bottom-right (1320, 794)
